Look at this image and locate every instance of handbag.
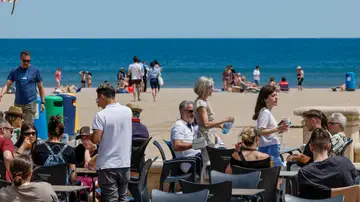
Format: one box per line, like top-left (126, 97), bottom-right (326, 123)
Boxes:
top-left (192, 131), bottom-right (208, 150)
top-left (158, 75), bottom-right (164, 86)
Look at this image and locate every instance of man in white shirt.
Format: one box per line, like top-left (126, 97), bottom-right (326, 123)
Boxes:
top-left (253, 65), bottom-right (261, 86)
top-left (128, 56), bottom-right (143, 102)
top-left (171, 100), bottom-right (201, 172)
top-left (87, 83), bottom-right (132, 202)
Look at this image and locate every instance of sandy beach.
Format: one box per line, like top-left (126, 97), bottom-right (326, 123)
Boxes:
top-left (1, 88), bottom-right (359, 159)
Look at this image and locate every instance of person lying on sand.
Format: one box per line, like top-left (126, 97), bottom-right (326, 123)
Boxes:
top-left (331, 84), bottom-right (345, 92)
top-left (239, 76), bottom-right (260, 92)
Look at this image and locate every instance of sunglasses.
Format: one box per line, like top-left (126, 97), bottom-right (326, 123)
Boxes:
top-left (22, 59), bottom-right (31, 63)
top-left (328, 122), bottom-right (339, 125)
top-left (5, 127), bottom-right (14, 134)
top-left (23, 131), bottom-right (36, 136)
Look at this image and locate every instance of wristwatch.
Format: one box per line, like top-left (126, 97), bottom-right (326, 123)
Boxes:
top-left (41, 102), bottom-right (45, 105)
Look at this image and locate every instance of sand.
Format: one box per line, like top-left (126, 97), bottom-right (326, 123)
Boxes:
top-left (1, 88), bottom-right (359, 159)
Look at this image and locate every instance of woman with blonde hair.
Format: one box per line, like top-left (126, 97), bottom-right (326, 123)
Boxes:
top-left (193, 76), bottom-right (234, 166)
top-left (226, 127), bottom-right (270, 174)
top-left (0, 155), bottom-right (58, 201)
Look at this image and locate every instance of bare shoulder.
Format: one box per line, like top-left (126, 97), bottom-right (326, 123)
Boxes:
top-left (256, 151), bottom-right (270, 160)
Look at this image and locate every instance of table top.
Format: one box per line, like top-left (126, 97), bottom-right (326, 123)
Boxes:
top-left (52, 185), bottom-right (90, 192)
top-left (232, 188), bottom-right (265, 196)
top-left (76, 168), bottom-right (97, 175)
top-left (279, 170), bottom-right (298, 177)
top-left (354, 163), bottom-right (360, 171)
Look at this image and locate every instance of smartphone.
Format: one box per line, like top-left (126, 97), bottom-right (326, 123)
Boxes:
top-left (278, 120), bottom-right (284, 126)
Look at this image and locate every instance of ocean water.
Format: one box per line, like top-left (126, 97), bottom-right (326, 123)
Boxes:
top-left (0, 39), bottom-right (360, 88)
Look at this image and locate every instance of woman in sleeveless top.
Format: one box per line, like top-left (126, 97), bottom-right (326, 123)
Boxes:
top-left (226, 127), bottom-right (270, 174)
top-left (193, 77), bottom-right (234, 166)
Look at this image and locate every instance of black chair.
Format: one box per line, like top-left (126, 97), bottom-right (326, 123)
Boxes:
top-left (0, 160), bottom-right (6, 180)
top-left (340, 138), bottom-right (353, 156)
top-left (285, 194), bottom-right (344, 202)
top-left (128, 159), bottom-right (154, 202)
top-left (163, 139), bottom-right (176, 159)
top-left (152, 189), bottom-right (209, 202)
top-left (153, 140), bottom-right (167, 161)
top-left (206, 147), bottom-right (234, 173)
top-left (131, 138), bottom-right (153, 174)
top-left (232, 165), bottom-right (281, 202)
top-left (31, 164), bottom-right (68, 185)
top-left (179, 179), bottom-right (232, 202)
top-left (160, 158), bottom-right (197, 192)
top-left (210, 170), bottom-right (261, 189)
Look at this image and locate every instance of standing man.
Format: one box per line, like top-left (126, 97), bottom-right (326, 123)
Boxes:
top-left (128, 56), bottom-right (143, 101)
top-left (142, 61), bottom-right (149, 92)
top-left (0, 51), bottom-right (45, 124)
top-left (253, 65), bottom-right (261, 86)
top-left (87, 83), bottom-right (132, 202)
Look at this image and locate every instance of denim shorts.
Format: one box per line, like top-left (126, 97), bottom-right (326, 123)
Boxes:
top-left (150, 78), bottom-right (159, 89)
top-left (258, 144), bottom-right (283, 167)
top-left (254, 80), bottom-right (260, 85)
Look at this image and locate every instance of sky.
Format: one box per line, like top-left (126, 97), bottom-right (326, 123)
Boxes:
top-left (0, 0), bottom-right (360, 38)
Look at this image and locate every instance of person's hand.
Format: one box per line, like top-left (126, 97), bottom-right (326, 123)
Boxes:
top-left (234, 142), bottom-right (242, 153)
top-left (277, 121), bottom-right (289, 133)
top-left (41, 103), bottom-right (45, 112)
top-left (22, 137), bottom-right (32, 147)
top-left (224, 116), bottom-right (234, 123)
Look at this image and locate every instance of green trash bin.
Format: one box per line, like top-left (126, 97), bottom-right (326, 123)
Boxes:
top-left (45, 95), bottom-right (64, 124)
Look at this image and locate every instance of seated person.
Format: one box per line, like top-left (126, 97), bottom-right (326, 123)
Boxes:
top-left (297, 128), bottom-right (358, 199)
top-left (279, 77), bottom-right (289, 91)
top-left (226, 127), bottom-right (270, 173)
top-left (126, 103), bottom-right (149, 139)
top-left (268, 77), bottom-right (280, 92)
top-left (0, 155), bottom-right (58, 201)
top-left (116, 78), bottom-right (128, 93)
top-left (14, 123), bottom-right (38, 157)
top-left (75, 126), bottom-right (98, 168)
top-left (328, 113), bottom-right (348, 156)
top-left (287, 109), bottom-right (329, 167)
top-left (171, 100), bottom-right (201, 173)
top-left (32, 116), bottom-right (77, 184)
top-left (0, 119), bottom-right (14, 181)
top-left (4, 106), bottom-right (24, 144)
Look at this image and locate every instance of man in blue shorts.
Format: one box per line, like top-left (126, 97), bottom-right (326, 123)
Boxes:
top-left (0, 51), bottom-right (45, 124)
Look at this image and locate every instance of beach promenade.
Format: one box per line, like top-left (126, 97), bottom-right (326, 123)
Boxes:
top-left (1, 87), bottom-right (359, 159)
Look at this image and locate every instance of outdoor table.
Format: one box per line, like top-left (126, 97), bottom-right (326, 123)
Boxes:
top-left (280, 170), bottom-right (298, 200)
top-left (52, 185), bottom-right (89, 193)
top-left (232, 188), bottom-right (265, 202)
top-left (76, 168), bottom-right (97, 202)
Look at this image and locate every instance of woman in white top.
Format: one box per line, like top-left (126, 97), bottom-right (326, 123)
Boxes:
top-left (193, 76), bottom-right (234, 166)
top-left (252, 85), bottom-right (288, 166)
top-left (0, 155), bottom-right (58, 201)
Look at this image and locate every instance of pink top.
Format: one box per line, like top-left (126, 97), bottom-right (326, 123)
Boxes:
top-left (55, 71), bottom-right (61, 80)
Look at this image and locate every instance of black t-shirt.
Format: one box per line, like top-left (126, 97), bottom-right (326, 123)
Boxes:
top-left (74, 144), bottom-right (98, 167)
top-left (301, 141), bottom-right (314, 166)
top-left (32, 142), bottom-right (77, 166)
top-left (298, 156), bottom-right (358, 199)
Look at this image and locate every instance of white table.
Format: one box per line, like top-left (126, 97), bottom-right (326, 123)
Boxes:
top-left (279, 170), bottom-right (298, 200)
top-left (52, 185), bottom-right (89, 193)
top-left (231, 188), bottom-right (265, 196)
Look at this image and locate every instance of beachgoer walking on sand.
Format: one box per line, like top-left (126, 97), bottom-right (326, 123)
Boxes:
top-left (252, 85), bottom-right (289, 166)
top-left (79, 71), bottom-right (86, 88)
top-left (142, 61), bottom-right (149, 92)
top-left (128, 56), bottom-right (143, 102)
top-left (0, 51), bottom-right (45, 124)
top-left (222, 66), bottom-right (233, 91)
top-left (147, 61), bottom-right (161, 102)
top-left (55, 67), bottom-right (61, 89)
top-left (297, 66), bottom-right (304, 91)
top-left (87, 72), bottom-right (92, 88)
top-left (253, 65), bottom-right (261, 86)
top-left (154, 60), bottom-right (162, 92)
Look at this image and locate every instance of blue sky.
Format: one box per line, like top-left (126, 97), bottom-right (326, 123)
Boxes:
top-left (0, 0), bottom-right (359, 38)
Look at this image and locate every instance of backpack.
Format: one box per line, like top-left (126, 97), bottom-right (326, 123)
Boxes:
top-left (43, 143), bottom-right (70, 184)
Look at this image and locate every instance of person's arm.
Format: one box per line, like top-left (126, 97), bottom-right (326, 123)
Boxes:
top-left (196, 106), bottom-right (231, 129)
top-left (173, 140), bottom-right (193, 152)
top-left (287, 153), bottom-right (311, 164)
top-left (0, 80), bottom-right (14, 102)
top-left (258, 111), bottom-right (288, 137)
top-left (3, 151), bottom-right (13, 180)
top-left (171, 125), bottom-right (193, 152)
top-left (68, 164), bottom-right (77, 184)
top-left (89, 129), bottom-right (103, 145)
top-left (15, 138), bottom-right (31, 156)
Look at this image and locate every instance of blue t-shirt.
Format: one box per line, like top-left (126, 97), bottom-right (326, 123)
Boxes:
top-left (7, 65), bottom-right (42, 105)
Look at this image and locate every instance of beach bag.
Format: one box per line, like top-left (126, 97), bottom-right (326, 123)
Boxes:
top-left (43, 143), bottom-right (69, 184)
top-left (158, 75), bottom-right (164, 86)
top-left (192, 131), bottom-right (207, 150)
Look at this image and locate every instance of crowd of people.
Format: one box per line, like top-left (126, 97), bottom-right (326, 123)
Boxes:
top-left (221, 65), bottom-right (304, 93)
top-left (0, 50), bottom-right (357, 201)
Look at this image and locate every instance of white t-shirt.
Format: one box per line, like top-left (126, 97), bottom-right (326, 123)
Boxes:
top-left (93, 102), bottom-right (132, 169)
top-left (170, 119), bottom-right (201, 172)
top-left (129, 63), bottom-right (142, 80)
top-left (256, 108), bottom-right (279, 146)
top-left (253, 69), bottom-right (260, 81)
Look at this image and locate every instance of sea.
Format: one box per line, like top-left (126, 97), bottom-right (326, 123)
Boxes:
top-left (0, 39), bottom-right (360, 88)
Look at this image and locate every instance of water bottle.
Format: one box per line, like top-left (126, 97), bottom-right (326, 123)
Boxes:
top-left (222, 122), bottom-right (233, 134)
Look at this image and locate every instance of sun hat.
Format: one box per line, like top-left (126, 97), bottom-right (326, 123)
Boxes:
top-left (126, 103), bottom-right (143, 113)
top-left (75, 126), bottom-right (91, 140)
top-left (297, 66), bottom-right (302, 70)
top-left (4, 106), bottom-right (23, 116)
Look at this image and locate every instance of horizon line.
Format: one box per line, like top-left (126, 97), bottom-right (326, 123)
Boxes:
top-left (1, 37), bottom-right (360, 40)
